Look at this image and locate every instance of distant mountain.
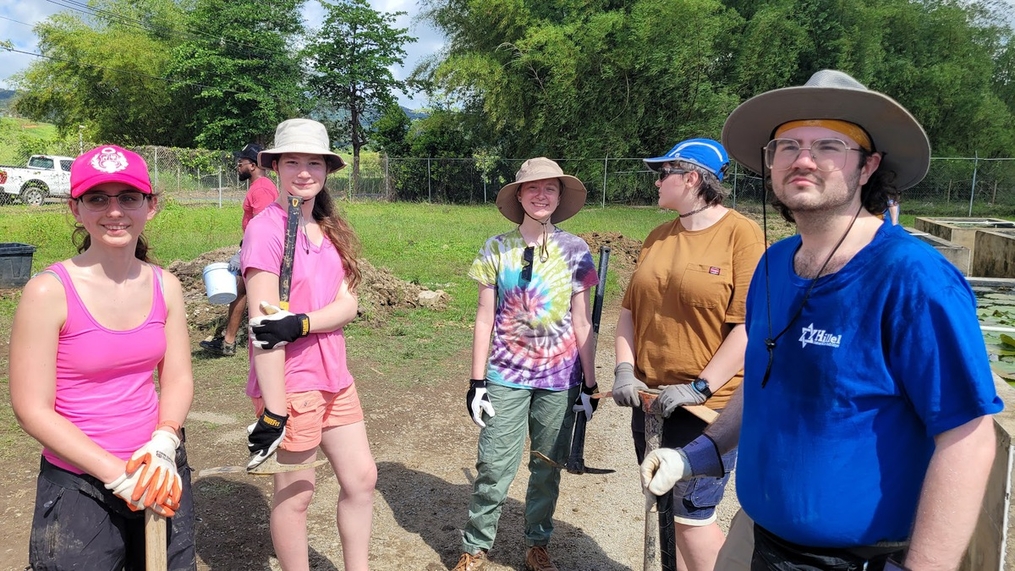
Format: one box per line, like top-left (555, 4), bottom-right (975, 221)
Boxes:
top-left (402, 106), bottom-right (427, 120)
top-left (0, 89), bottom-right (16, 109)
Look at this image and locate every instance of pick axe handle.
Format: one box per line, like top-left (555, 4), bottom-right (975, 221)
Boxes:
top-left (567, 247), bottom-right (610, 470)
top-left (145, 510), bottom-right (167, 571)
top-left (278, 195), bottom-right (301, 311)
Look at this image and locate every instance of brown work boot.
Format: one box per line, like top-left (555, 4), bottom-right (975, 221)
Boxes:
top-left (451, 550), bottom-right (487, 571)
top-left (525, 545), bottom-right (558, 571)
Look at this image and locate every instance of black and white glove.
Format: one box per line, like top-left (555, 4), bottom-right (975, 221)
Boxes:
top-left (657, 383), bottom-right (708, 417)
top-left (249, 301), bottom-right (309, 350)
top-left (611, 362), bottom-right (648, 408)
top-left (247, 409), bottom-right (288, 470)
top-left (572, 382), bottom-right (600, 420)
top-left (466, 379), bottom-right (495, 428)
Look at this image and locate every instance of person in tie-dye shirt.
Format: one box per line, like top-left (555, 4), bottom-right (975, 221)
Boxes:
top-left (454, 158), bottom-right (599, 571)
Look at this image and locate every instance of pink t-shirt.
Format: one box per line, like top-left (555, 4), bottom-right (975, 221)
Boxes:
top-left (240, 202), bottom-right (354, 397)
top-left (241, 176), bottom-right (279, 231)
top-left (45, 263), bottom-right (164, 474)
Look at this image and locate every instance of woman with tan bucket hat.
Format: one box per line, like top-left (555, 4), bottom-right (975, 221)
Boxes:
top-left (240, 118), bottom-right (376, 571)
top-left (454, 158), bottom-right (599, 571)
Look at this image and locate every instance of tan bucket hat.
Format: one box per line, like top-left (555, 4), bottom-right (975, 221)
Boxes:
top-left (258, 118), bottom-right (347, 173)
top-left (496, 157), bottom-right (587, 223)
top-left (721, 69), bottom-right (930, 190)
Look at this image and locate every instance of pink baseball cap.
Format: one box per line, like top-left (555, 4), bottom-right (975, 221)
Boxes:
top-left (71, 145), bottom-right (153, 198)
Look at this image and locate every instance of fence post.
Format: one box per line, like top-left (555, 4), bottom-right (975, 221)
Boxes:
top-left (384, 154), bottom-right (390, 201)
top-left (732, 162), bottom-right (738, 210)
top-left (427, 158), bottom-right (432, 202)
top-left (218, 166), bottom-right (223, 208)
top-left (968, 152), bottom-right (978, 217)
top-left (602, 156), bottom-right (608, 208)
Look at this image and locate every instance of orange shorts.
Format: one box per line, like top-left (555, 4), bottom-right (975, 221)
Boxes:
top-left (253, 384), bottom-right (364, 452)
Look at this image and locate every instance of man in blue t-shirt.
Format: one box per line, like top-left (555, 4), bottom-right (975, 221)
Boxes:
top-left (639, 70), bottom-right (1003, 571)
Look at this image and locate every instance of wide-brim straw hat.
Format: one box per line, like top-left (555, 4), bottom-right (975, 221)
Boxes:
top-left (258, 118), bottom-right (347, 173)
top-left (721, 69), bottom-right (930, 190)
top-left (496, 157), bottom-right (587, 224)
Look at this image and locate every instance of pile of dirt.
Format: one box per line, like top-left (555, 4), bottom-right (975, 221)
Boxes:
top-left (166, 249), bottom-right (449, 338)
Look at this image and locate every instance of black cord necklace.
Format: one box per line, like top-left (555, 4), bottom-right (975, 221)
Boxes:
top-left (760, 154), bottom-right (864, 388)
top-left (678, 204), bottom-right (710, 218)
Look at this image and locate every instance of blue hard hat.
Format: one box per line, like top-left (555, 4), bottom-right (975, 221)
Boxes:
top-left (643, 138), bottom-right (729, 181)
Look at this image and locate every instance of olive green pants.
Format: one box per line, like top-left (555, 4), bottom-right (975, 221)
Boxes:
top-left (461, 382), bottom-right (580, 553)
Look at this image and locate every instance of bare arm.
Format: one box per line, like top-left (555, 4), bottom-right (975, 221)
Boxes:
top-left (154, 272), bottom-right (194, 436)
top-left (470, 285), bottom-right (496, 379)
top-left (571, 289), bottom-right (596, 387)
top-left (300, 278), bottom-right (358, 333)
top-left (9, 273), bottom-right (126, 483)
top-left (615, 307), bottom-right (635, 366)
top-left (904, 415), bottom-right (996, 570)
top-left (702, 383), bottom-right (743, 457)
top-left (246, 268), bottom-right (288, 414)
top-left (698, 324), bottom-right (747, 394)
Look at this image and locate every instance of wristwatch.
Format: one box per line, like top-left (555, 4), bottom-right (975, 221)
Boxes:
top-left (692, 378), bottom-right (712, 399)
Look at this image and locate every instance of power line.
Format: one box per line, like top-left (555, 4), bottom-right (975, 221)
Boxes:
top-left (43, 0), bottom-right (288, 61)
top-left (2, 46), bottom-right (251, 96)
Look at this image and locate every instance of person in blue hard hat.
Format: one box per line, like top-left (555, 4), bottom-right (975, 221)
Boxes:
top-left (611, 138), bottom-right (765, 570)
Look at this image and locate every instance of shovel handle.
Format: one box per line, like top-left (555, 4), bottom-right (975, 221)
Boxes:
top-left (145, 510), bottom-right (167, 571)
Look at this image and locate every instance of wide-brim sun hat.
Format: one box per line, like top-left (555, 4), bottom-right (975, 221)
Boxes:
top-left (721, 69), bottom-right (930, 190)
top-left (258, 118), bottom-right (347, 173)
top-left (496, 157), bottom-right (588, 224)
top-left (643, 138), bottom-right (730, 181)
top-left (71, 145), bottom-right (153, 198)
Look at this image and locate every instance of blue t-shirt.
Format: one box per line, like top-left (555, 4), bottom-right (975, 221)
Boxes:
top-left (469, 228), bottom-right (599, 391)
top-left (739, 222), bottom-right (1002, 547)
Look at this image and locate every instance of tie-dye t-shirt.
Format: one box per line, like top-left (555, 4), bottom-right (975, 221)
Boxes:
top-left (469, 228), bottom-right (599, 391)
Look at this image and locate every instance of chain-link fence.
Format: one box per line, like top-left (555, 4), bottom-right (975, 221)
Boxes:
top-left (4, 145), bottom-right (1015, 218)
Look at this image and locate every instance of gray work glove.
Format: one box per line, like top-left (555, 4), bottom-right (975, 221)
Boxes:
top-left (657, 384), bottom-right (708, 418)
top-left (611, 362), bottom-right (648, 408)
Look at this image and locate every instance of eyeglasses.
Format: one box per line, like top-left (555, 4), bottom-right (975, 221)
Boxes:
top-left (520, 246), bottom-right (534, 285)
top-left (657, 167), bottom-right (688, 183)
top-left (77, 191), bottom-right (149, 212)
top-left (764, 138), bottom-right (861, 172)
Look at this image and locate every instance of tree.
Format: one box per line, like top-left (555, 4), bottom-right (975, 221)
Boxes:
top-left (417, 0), bottom-right (743, 199)
top-left (11, 0), bottom-right (192, 145)
top-left (165, 0), bottom-right (309, 150)
top-left (304, 0), bottom-right (416, 193)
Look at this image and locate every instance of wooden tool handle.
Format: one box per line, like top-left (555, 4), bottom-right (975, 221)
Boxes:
top-left (145, 510), bottom-right (167, 571)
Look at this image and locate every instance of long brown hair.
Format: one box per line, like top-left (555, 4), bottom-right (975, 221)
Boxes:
top-left (313, 189), bottom-right (361, 290)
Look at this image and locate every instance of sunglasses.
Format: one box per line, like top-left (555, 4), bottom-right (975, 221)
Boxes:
top-left (520, 246), bottom-right (534, 285)
top-left (77, 191), bottom-right (149, 212)
top-left (657, 167), bottom-right (688, 183)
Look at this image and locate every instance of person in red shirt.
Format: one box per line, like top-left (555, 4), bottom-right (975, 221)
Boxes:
top-left (201, 143), bottom-right (279, 356)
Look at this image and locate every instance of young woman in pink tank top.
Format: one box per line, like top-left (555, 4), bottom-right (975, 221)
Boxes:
top-left (9, 145), bottom-right (195, 570)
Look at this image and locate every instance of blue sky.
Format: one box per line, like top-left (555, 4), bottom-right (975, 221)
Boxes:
top-left (0, 0), bottom-right (443, 110)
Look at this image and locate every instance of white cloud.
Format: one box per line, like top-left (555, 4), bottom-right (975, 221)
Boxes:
top-left (0, 0), bottom-right (444, 109)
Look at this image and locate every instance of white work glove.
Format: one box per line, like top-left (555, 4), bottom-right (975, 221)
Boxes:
top-left (466, 379), bottom-right (495, 428)
top-left (121, 430), bottom-right (182, 516)
top-left (104, 471), bottom-right (147, 513)
top-left (572, 382), bottom-right (600, 421)
top-left (640, 447), bottom-right (692, 496)
top-left (611, 362), bottom-right (648, 408)
top-left (249, 301), bottom-right (310, 350)
top-left (657, 384), bottom-right (708, 417)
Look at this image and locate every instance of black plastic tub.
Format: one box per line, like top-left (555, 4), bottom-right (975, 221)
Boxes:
top-left (0, 243), bottom-right (36, 288)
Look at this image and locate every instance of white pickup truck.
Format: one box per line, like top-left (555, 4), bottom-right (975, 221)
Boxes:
top-left (0, 154), bottom-right (75, 206)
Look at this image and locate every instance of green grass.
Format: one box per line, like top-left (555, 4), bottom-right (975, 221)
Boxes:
top-left (0, 201), bottom-right (673, 435)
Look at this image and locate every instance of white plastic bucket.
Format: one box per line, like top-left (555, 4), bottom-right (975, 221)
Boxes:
top-left (202, 262), bottom-right (237, 305)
